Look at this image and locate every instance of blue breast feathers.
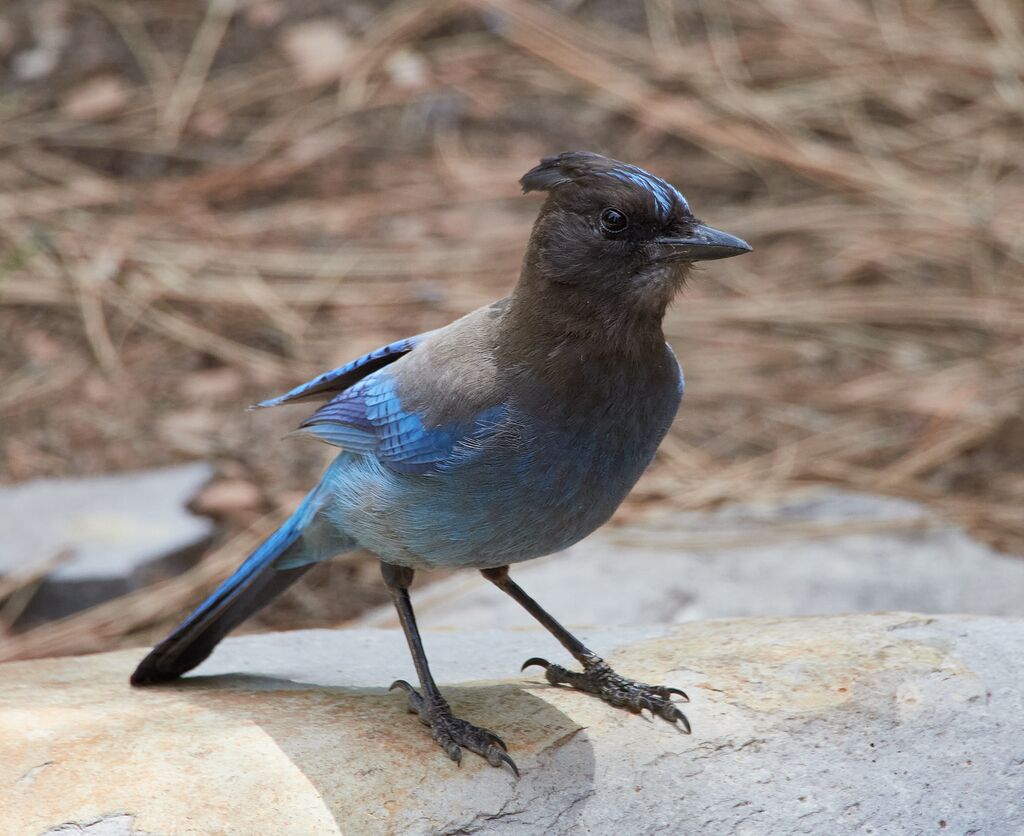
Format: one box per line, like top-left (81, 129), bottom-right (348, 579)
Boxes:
top-left (296, 370), bottom-right (506, 475)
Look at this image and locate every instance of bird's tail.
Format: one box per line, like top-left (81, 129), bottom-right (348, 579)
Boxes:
top-left (131, 461), bottom-right (353, 685)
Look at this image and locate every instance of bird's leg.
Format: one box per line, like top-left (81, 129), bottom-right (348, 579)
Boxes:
top-left (381, 562), bottom-right (518, 775)
top-left (481, 566), bottom-right (690, 732)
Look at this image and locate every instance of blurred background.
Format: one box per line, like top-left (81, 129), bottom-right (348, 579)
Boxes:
top-left (1, 0), bottom-right (1022, 660)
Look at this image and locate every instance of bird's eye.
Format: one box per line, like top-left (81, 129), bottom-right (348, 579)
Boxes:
top-left (600, 207), bottom-right (628, 233)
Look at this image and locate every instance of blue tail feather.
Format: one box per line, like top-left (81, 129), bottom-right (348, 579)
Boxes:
top-left (131, 460), bottom-right (352, 684)
top-left (176, 486), bottom-right (323, 631)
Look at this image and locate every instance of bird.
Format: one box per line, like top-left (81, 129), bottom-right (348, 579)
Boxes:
top-left (131, 151), bottom-right (751, 775)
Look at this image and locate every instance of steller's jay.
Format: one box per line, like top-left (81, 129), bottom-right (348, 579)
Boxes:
top-left (132, 152), bottom-right (751, 775)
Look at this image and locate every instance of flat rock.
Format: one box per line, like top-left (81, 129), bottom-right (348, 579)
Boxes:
top-left (0, 463), bottom-right (215, 622)
top-left (357, 490), bottom-right (1024, 629)
top-left (1, 614), bottom-right (1022, 835)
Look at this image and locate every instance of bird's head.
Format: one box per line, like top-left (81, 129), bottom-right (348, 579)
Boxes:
top-left (519, 152), bottom-right (750, 317)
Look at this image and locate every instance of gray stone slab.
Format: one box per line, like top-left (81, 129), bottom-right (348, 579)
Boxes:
top-left (2, 614), bottom-right (1022, 835)
top-left (0, 463), bottom-right (215, 621)
top-left (356, 489), bottom-right (1024, 629)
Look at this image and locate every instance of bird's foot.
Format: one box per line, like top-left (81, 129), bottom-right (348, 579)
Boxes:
top-left (522, 654), bottom-right (691, 732)
top-left (389, 680), bottom-right (519, 776)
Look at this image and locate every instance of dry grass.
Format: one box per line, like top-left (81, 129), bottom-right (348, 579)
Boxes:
top-left (1, 0), bottom-right (1022, 660)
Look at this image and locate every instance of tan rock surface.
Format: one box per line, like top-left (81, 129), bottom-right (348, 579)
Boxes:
top-left (2, 614), bottom-right (1022, 835)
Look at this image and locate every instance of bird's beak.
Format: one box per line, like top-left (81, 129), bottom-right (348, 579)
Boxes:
top-left (654, 223), bottom-right (752, 262)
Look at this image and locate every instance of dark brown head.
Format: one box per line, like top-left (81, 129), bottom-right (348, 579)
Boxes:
top-left (518, 152), bottom-right (750, 318)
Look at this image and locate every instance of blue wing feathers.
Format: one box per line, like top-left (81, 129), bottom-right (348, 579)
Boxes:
top-left (256, 329), bottom-right (506, 474)
top-left (296, 422), bottom-right (377, 452)
top-left (255, 334), bottom-right (426, 408)
top-left (304, 377), bottom-right (376, 431)
top-left (299, 371), bottom-right (505, 474)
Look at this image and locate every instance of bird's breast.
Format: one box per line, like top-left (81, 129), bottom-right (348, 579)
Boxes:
top-left (448, 367), bottom-right (682, 560)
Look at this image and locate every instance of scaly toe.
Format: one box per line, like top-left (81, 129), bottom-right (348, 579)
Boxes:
top-left (476, 726), bottom-right (509, 752)
top-left (654, 685), bottom-right (690, 703)
top-left (389, 679), bottom-right (427, 717)
top-left (519, 656), bottom-right (692, 733)
top-left (444, 717), bottom-right (519, 776)
top-left (490, 748), bottom-right (520, 777)
top-left (391, 686), bottom-right (519, 776)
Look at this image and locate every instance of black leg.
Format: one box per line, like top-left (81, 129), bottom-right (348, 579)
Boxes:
top-left (381, 562), bottom-right (518, 775)
top-left (481, 566), bottom-right (690, 732)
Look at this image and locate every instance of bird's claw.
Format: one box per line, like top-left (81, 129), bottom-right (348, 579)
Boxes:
top-left (389, 680), bottom-right (519, 776)
top-left (521, 656), bottom-right (691, 733)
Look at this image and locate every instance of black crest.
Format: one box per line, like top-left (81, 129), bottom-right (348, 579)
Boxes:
top-left (520, 151), bottom-right (610, 193)
top-left (520, 152), bottom-right (689, 220)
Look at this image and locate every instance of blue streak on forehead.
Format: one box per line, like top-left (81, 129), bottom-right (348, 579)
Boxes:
top-left (606, 165), bottom-right (688, 219)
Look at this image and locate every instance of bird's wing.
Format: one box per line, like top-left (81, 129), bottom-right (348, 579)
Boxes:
top-left (293, 368), bottom-right (507, 475)
top-left (258, 304), bottom-right (510, 475)
top-left (254, 333), bottom-right (433, 408)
